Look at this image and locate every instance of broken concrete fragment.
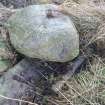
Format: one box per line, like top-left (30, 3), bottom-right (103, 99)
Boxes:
top-left (0, 59), bottom-right (44, 105)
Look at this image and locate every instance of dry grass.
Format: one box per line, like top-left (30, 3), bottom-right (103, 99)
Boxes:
top-left (1, 0), bottom-right (105, 105)
top-left (58, 0), bottom-right (105, 48)
top-left (0, 94), bottom-right (38, 105)
top-left (47, 56), bottom-right (105, 105)
top-left (45, 0), bottom-right (105, 105)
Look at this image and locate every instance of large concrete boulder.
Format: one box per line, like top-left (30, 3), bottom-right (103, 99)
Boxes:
top-left (7, 4), bottom-right (79, 62)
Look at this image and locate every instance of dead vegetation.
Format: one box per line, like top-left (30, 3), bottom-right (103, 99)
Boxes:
top-left (1, 0), bottom-right (105, 105)
top-left (47, 0), bottom-right (105, 105)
